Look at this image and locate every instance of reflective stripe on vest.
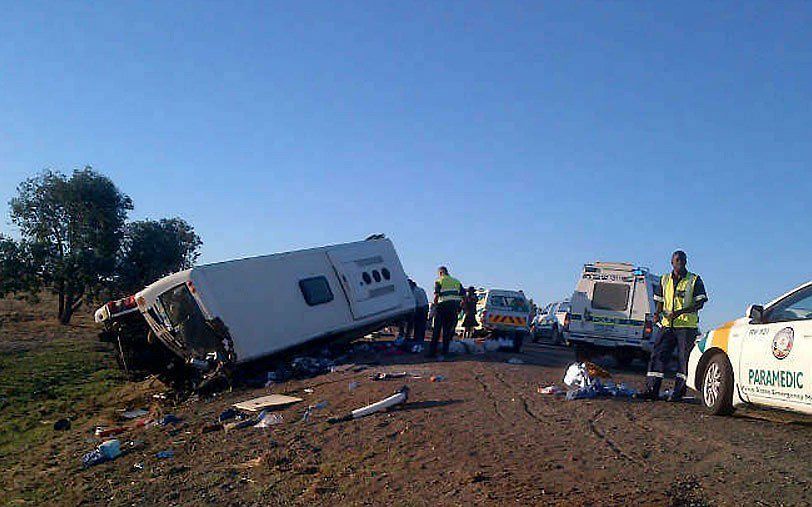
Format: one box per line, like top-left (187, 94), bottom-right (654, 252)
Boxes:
top-left (661, 272), bottom-right (698, 328)
top-left (436, 276), bottom-right (462, 303)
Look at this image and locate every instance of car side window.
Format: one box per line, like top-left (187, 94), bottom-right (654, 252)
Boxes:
top-left (764, 286), bottom-right (812, 323)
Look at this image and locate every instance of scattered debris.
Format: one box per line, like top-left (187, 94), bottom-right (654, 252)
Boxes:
top-left (291, 356), bottom-right (334, 377)
top-left (371, 371), bottom-right (407, 381)
top-left (133, 462), bottom-right (144, 470)
top-left (82, 439), bottom-right (121, 468)
top-left (53, 418), bottom-right (71, 431)
top-left (303, 388), bottom-right (314, 393)
top-left (302, 401), bottom-right (328, 422)
top-left (507, 358), bottom-right (524, 365)
top-left (218, 408), bottom-right (239, 422)
top-left (122, 409), bottom-right (149, 419)
top-left (348, 381), bottom-right (360, 392)
top-left (95, 426), bottom-right (126, 437)
top-left (538, 385), bottom-right (564, 395)
top-left (201, 422), bottom-right (223, 433)
top-left (254, 411), bottom-right (283, 428)
top-left (565, 382), bottom-right (637, 400)
top-left (158, 414), bottom-right (182, 427)
top-left (560, 362), bottom-right (636, 400)
top-left (460, 339), bottom-right (484, 354)
top-left (484, 338), bottom-right (514, 352)
top-left (233, 394), bottom-right (303, 412)
top-left (448, 341), bottom-right (467, 354)
top-left (224, 418), bottom-right (257, 433)
top-left (329, 386), bottom-right (409, 424)
top-left (430, 375), bottom-right (445, 382)
top-left (156, 450), bottom-right (174, 459)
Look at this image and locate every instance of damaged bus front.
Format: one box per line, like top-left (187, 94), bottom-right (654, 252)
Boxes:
top-left (134, 270), bottom-right (235, 385)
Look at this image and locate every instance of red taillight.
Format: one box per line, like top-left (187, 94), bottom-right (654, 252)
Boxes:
top-left (644, 320), bottom-right (653, 338)
top-left (123, 295), bottom-right (136, 309)
top-left (563, 313), bottom-right (571, 331)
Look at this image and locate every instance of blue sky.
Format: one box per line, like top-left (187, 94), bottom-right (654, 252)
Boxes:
top-left (1, 1), bottom-right (810, 328)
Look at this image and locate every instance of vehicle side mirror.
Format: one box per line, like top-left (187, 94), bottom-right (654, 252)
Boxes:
top-left (746, 304), bottom-right (764, 324)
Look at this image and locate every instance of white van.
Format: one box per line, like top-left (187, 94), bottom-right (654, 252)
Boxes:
top-left (458, 288), bottom-right (531, 352)
top-left (566, 262), bottom-right (660, 366)
top-left (99, 237), bottom-right (417, 382)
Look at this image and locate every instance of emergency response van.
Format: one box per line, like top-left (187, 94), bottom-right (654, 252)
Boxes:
top-left (688, 280), bottom-right (812, 416)
top-left (96, 236), bottom-right (417, 385)
top-left (458, 288), bottom-right (531, 352)
top-left (566, 262), bottom-right (660, 366)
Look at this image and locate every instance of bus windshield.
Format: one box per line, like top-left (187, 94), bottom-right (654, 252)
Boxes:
top-left (158, 284), bottom-right (221, 355)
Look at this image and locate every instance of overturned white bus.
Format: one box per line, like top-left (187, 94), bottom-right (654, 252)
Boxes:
top-left (96, 236), bottom-right (418, 386)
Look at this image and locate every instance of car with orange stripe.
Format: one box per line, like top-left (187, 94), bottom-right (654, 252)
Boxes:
top-left (458, 288), bottom-right (531, 352)
top-left (688, 281), bottom-right (812, 416)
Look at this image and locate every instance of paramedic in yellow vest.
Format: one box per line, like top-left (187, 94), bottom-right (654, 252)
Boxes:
top-left (639, 250), bottom-right (708, 401)
top-left (427, 266), bottom-right (464, 358)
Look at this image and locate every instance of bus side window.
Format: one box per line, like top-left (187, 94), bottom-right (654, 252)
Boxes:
top-left (299, 276), bottom-right (334, 306)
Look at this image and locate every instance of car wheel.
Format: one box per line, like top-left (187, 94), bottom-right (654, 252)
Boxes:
top-left (701, 354), bottom-right (735, 416)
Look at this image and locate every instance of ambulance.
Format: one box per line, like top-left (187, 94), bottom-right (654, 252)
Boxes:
top-left (566, 262), bottom-right (661, 366)
top-left (688, 280), bottom-right (812, 416)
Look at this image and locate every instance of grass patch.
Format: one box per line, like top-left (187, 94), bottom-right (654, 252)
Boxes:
top-left (0, 336), bottom-right (125, 459)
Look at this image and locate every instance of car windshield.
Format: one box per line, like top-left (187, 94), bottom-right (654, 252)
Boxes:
top-left (158, 284), bottom-right (221, 355)
top-left (489, 295), bottom-right (529, 313)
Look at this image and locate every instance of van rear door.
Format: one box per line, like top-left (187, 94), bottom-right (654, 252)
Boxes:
top-left (326, 243), bottom-right (403, 320)
top-left (588, 280), bottom-right (635, 339)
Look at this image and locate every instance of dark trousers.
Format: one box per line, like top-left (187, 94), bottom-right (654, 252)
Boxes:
top-left (412, 305), bottom-right (428, 343)
top-left (646, 327), bottom-right (697, 397)
top-left (428, 301), bottom-right (459, 356)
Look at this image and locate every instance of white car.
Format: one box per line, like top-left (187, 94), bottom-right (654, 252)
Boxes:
top-left (688, 280), bottom-right (812, 416)
top-left (532, 300), bottom-right (570, 344)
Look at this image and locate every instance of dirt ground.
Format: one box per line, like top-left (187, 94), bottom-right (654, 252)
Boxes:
top-left (4, 300), bottom-right (812, 506)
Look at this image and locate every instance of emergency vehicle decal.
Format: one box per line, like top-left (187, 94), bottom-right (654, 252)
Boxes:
top-left (489, 315), bottom-right (527, 326)
top-left (582, 315), bottom-right (645, 327)
top-left (707, 321), bottom-right (736, 353)
top-left (772, 327), bottom-right (794, 360)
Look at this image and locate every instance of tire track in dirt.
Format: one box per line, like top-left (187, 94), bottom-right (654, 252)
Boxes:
top-left (473, 371), bottom-right (505, 420)
top-left (585, 408), bottom-right (643, 464)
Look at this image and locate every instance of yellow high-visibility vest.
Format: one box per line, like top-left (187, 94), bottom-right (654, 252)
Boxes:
top-left (436, 275), bottom-right (463, 303)
top-left (661, 272), bottom-right (699, 328)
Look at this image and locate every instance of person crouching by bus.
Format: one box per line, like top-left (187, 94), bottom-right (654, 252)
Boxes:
top-left (427, 266), bottom-right (464, 359)
top-left (638, 250), bottom-right (708, 402)
top-left (462, 286), bottom-right (479, 339)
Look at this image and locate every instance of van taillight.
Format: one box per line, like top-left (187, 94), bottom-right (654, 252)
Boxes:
top-left (644, 320), bottom-right (653, 338)
top-left (563, 313), bottom-right (571, 331)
